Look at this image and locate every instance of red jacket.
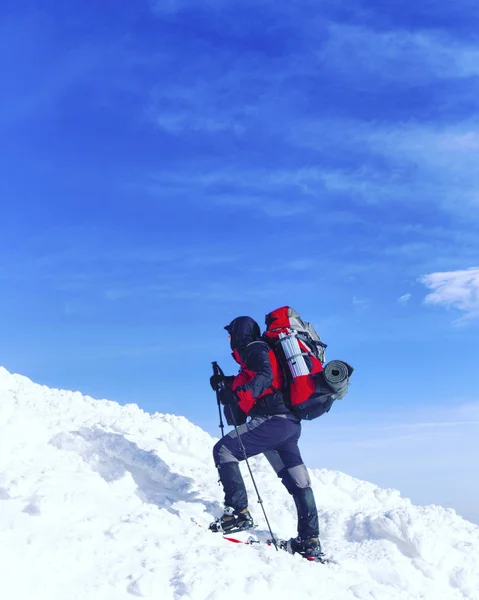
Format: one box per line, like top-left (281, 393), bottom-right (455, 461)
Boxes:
top-left (231, 342), bottom-right (284, 415)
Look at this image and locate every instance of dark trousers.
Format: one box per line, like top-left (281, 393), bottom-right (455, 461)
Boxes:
top-left (213, 415), bottom-right (319, 539)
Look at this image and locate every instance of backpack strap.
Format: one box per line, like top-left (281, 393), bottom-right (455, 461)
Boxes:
top-left (247, 340), bottom-right (286, 395)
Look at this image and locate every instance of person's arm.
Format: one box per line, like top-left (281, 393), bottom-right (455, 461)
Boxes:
top-left (234, 342), bottom-right (274, 414)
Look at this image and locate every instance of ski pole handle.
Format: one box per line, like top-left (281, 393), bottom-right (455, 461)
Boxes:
top-left (212, 361), bottom-right (225, 377)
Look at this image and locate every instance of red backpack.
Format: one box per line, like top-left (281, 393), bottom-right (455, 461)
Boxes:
top-left (263, 306), bottom-right (352, 420)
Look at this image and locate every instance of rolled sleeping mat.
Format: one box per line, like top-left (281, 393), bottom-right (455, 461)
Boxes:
top-left (322, 360), bottom-right (354, 399)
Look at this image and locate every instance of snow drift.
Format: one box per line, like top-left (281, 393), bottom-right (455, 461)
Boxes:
top-left (0, 366), bottom-right (478, 600)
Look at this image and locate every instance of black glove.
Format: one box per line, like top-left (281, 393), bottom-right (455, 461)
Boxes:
top-left (210, 374), bottom-right (235, 391)
top-left (210, 374), bottom-right (225, 390)
top-left (217, 387), bottom-right (238, 405)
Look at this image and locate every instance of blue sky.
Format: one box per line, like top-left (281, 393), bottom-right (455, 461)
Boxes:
top-left (1, 1), bottom-right (479, 522)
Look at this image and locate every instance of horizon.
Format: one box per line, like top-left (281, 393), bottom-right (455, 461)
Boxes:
top-left (1, 1), bottom-right (478, 525)
top-left (2, 363), bottom-right (478, 527)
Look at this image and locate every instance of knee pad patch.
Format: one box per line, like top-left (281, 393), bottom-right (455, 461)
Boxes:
top-left (281, 464), bottom-right (311, 493)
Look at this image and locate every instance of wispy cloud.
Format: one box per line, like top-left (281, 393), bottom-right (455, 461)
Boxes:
top-left (0, 226), bottom-right (244, 281)
top-left (352, 296), bottom-right (370, 312)
top-left (310, 401), bottom-right (479, 444)
top-left (318, 23), bottom-right (479, 83)
top-left (291, 117), bottom-right (479, 219)
top-left (134, 169), bottom-right (320, 218)
top-left (0, 15), bottom-right (125, 130)
top-left (398, 294), bottom-right (412, 304)
top-left (149, 0), bottom-right (226, 14)
top-left (302, 401), bottom-right (479, 523)
top-left (419, 267), bottom-right (479, 322)
top-left (138, 0), bottom-right (479, 261)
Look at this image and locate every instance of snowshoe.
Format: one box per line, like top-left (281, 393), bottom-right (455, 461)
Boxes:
top-left (287, 536), bottom-right (328, 563)
top-left (209, 507), bottom-right (254, 534)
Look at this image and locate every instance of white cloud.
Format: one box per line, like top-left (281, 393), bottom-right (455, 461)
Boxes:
top-left (419, 267), bottom-right (479, 321)
top-left (398, 293), bottom-right (412, 304)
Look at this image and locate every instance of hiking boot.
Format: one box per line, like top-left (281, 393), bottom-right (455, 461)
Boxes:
top-left (210, 507), bottom-right (254, 533)
top-left (289, 537), bottom-right (326, 561)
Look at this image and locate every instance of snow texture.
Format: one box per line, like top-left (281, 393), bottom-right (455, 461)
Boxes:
top-left (0, 365), bottom-right (478, 600)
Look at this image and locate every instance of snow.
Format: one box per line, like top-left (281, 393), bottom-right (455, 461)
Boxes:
top-left (0, 365), bottom-right (478, 600)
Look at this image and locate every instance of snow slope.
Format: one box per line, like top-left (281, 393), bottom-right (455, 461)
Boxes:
top-left (0, 366), bottom-right (478, 600)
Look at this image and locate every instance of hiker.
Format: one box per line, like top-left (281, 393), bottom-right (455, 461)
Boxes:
top-left (209, 315), bottom-right (323, 559)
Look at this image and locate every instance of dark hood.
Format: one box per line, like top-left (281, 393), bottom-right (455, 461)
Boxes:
top-left (224, 316), bottom-right (261, 353)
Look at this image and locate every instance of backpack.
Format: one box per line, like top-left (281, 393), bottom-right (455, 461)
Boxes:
top-left (263, 306), bottom-right (353, 420)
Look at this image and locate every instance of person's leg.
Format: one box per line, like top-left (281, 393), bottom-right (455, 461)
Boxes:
top-left (213, 416), bottom-right (299, 513)
top-left (264, 425), bottom-right (319, 542)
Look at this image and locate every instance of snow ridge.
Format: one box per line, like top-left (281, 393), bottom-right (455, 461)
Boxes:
top-left (0, 366), bottom-right (478, 600)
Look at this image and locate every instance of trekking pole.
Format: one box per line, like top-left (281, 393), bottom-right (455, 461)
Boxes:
top-left (210, 362), bottom-right (278, 551)
top-left (231, 419), bottom-right (278, 551)
top-left (211, 362), bottom-right (225, 438)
